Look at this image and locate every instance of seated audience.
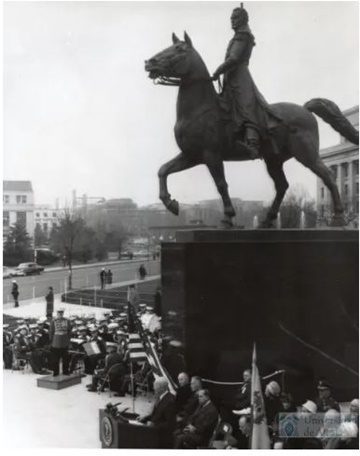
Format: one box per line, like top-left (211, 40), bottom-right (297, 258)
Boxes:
top-left (87, 344), bottom-right (124, 392)
top-left (173, 389), bottom-right (219, 449)
top-left (176, 375), bottom-right (203, 425)
top-left (237, 415), bottom-right (251, 449)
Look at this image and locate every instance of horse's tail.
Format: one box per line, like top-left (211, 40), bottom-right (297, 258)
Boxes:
top-left (304, 98), bottom-right (359, 145)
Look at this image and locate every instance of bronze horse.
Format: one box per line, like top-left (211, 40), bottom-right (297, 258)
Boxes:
top-left (145, 32), bottom-right (358, 228)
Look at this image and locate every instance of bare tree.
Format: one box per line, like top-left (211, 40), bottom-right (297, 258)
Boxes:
top-left (280, 184), bottom-right (317, 228)
top-left (50, 209), bottom-right (86, 289)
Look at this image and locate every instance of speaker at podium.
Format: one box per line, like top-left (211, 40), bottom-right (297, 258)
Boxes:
top-left (99, 409), bottom-right (162, 448)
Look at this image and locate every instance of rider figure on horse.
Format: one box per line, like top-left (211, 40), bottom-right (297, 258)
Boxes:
top-left (213, 4), bottom-right (282, 159)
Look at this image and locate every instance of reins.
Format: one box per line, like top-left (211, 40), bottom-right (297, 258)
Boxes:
top-left (153, 75), bottom-right (223, 93)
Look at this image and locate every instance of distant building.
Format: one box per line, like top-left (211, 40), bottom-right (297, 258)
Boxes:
top-left (316, 106), bottom-right (359, 226)
top-left (34, 205), bottom-right (61, 237)
top-left (83, 196), bottom-right (265, 238)
top-left (3, 180), bottom-right (35, 241)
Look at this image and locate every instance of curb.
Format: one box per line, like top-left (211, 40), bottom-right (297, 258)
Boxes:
top-left (3, 275), bottom-right (161, 310)
top-left (42, 258), bottom-right (159, 274)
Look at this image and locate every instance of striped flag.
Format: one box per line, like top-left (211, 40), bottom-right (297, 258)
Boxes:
top-left (250, 343), bottom-right (271, 449)
top-left (127, 333), bottom-right (147, 362)
top-left (145, 339), bottom-right (177, 395)
top-left (127, 300), bottom-right (177, 394)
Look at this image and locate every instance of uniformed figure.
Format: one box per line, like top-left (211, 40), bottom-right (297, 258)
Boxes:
top-left (212, 5), bottom-right (281, 159)
top-left (50, 308), bottom-right (72, 376)
top-left (11, 280), bottom-right (19, 308)
top-left (3, 325), bottom-right (13, 369)
top-left (45, 286), bottom-right (54, 319)
top-left (316, 379), bottom-right (340, 413)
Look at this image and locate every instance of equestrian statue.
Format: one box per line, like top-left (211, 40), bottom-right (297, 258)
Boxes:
top-left (144, 4), bottom-right (358, 228)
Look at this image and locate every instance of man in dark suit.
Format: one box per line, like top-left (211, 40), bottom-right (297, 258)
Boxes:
top-left (177, 375), bottom-right (203, 425)
top-left (139, 378), bottom-right (176, 448)
top-left (234, 369), bottom-right (252, 411)
top-left (175, 372), bottom-right (192, 413)
top-left (174, 389), bottom-right (219, 449)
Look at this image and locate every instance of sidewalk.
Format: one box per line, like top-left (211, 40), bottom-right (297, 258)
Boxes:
top-left (3, 274), bottom-right (161, 316)
top-left (43, 257), bottom-right (158, 274)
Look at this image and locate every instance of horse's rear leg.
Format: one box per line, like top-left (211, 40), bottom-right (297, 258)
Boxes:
top-left (158, 153), bottom-right (199, 215)
top-left (261, 159), bottom-right (289, 228)
top-left (304, 158), bottom-right (344, 225)
top-left (203, 151), bottom-right (235, 228)
top-left (289, 130), bottom-right (345, 225)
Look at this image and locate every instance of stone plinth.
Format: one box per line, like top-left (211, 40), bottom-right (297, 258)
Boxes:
top-left (37, 373), bottom-right (82, 390)
top-left (161, 229), bottom-right (358, 403)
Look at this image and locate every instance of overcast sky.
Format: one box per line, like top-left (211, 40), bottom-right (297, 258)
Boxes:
top-left (3, 1), bottom-right (359, 208)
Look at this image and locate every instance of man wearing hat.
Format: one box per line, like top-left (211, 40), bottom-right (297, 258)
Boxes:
top-left (316, 379), bottom-right (340, 413)
top-left (49, 308), bottom-right (72, 376)
top-left (282, 400), bottom-right (321, 449)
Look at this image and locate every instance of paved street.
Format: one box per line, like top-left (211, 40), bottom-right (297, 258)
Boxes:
top-left (3, 259), bottom-right (160, 304)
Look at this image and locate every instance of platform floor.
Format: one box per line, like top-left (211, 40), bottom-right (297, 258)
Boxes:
top-left (3, 369), bottom-right (153, 448)
top-left (3, 298), bottom-right (109, 320)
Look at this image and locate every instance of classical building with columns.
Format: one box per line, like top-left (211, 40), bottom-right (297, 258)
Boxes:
top-left (317, 106), bottom-right (359, 227)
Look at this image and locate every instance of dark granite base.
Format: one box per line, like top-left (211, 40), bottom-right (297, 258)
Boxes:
top-left (161, 229), bottom-right (358, 403)
top-left (37, 373), bottom-right (82, 390)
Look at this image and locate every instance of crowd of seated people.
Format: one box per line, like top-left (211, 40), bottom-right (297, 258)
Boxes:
top-left (2, 305), bottom-right (161, 385)
top-left (3, 318), bottom-right (52, 374)
top-left (3, 311), bottom-right (359, 450)
top-left (143, 370), bottom-right (358, 449)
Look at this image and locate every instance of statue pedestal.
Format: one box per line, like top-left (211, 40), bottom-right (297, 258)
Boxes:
top-left (161, 229), bottom-right (358, 403)
top-left (37, 373), bottom-right (81, 390)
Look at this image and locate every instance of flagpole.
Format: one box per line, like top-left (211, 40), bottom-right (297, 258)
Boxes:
top-left (130, 360), bottom-right (135, 413)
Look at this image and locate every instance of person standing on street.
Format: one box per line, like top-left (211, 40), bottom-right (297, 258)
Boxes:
top-left (45, 286), bottom-right (54, 319)
top-left (100, 268), bottom-right (106, 289)
top-left (138, 264), bottom-right (147, 280)
top-left (11, 280), bottom-right (19, 308)
top-left (107, 269), bottom-right (113, 284)
top-left (50, 308), bottom-right (72, 376)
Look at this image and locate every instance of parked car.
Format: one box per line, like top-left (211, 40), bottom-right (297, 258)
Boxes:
top-left (15, 262), bottom-right (44, 276)
top-left (3, 266), bottom-right (17, 279)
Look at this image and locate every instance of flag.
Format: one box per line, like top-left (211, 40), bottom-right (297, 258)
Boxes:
top-left (250, 343), bottom-right (271, 449)
top-left (127, 333), bottom-right (147, 361)
top-left (127, 301), bottom-right (177, 394)
top-left (145, 339), bottom-right (177, 395)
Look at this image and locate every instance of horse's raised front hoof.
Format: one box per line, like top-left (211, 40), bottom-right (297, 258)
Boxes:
top-left (167, 199), bottom-right (179, 216)
top-left (330, 214), bottom-right (346, 227)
